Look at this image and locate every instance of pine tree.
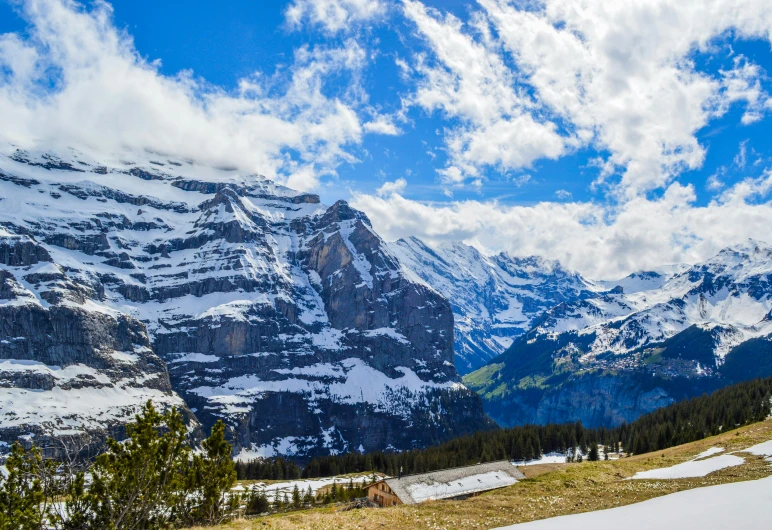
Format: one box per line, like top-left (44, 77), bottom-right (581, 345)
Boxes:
top-left (588, 445), bottom-right (599, 461)
top-left (70, 402), bottom-right (190, 529)
top-left (246, 490), bottom-right (270, 515)
top-left (292, 485), bottom-right (301, 508)
top-left (180, 419), bottom-right (238, 526)
top-left (0, 443), bottom-right (45, 530)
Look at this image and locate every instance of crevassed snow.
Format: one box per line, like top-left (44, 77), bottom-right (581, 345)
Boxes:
top-left (494, 475), bottom-right (772, 530)
top-left (630, 454), bottom-right (744, 479)
top-left (407, 471), bottom-right (518, 503)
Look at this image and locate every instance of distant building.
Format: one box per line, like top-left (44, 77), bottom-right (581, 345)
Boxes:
top-left (366, 460), bottom-right (525, 507)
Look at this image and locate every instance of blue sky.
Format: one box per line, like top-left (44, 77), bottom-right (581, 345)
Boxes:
top-left (1, 0), bottom-right (772, 277)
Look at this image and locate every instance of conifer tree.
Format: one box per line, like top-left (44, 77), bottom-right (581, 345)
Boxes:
top-left (179, 419), bottom-right (238, 526)
top-left (246, 490), bottom-right (270, 515)
top-left (66, 401), bottom-right (190, 529)
top-left (0, 443), bottom-right (45, 530)
top-left (292, 485), bottom-right (301, 508)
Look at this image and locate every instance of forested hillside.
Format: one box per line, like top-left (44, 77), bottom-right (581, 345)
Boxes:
top-left (237, 377), bottom-right (772, 479)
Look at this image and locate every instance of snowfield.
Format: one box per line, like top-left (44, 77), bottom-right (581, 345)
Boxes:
top-left (512, 453), bottom-right (568, 466)
top-left (237, 474), bottom-right (382, 502)
top-left (495, 475), bottom-right (772, 530)
top-left (630, 453), bottom-right (744, 480)
top-left (631, 440), bottom-right (772, 480)
top-left (744, 439), bottom-right (772, 462)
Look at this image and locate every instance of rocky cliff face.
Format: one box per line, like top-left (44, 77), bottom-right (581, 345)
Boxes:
top-left (465, 241), bottom-right (772, 428)
top-left (0, 231), bottom-right (192, 455)
top-left (0, 147), bottom-right (492, 458)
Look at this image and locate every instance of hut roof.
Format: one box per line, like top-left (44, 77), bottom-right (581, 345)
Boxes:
top-left (380, 460), bottom-right (524, 504)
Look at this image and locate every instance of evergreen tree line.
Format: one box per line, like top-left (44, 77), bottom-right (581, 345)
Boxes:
top-left (244, 479), bottom-right (369, 516)
top-left (0, 402), bottom-right (238, 530)
top-left (237, 377), bottom-right (772, 480)
top-left (616, 377), bottom-right (772, 454)
top-left (234, 457), bottom-right (302, 481)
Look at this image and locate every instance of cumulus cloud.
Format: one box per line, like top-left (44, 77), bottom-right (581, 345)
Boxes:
top-left (376, 177), bottom-right (407, 197)
top-left (285, 0), bottom-right (387, 34)
top-left (402, 0), bottom-right (569, 184)
top-left (0, 0), bottom-right (395, 191)
top-left (402, 0), bottom-right (772, 195)
top-left (363, 115), bottom-right (401, 135)
top-left (352, 174), bottom-right (772, 279)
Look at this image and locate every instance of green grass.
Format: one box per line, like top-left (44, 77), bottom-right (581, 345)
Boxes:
top-left (462, 363), bottom-right (502, 391)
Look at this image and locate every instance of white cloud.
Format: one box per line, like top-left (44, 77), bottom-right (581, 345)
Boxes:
top-left (402, 0), bottom-right (772, 196)
top-left (554, 189), bottom-right (572, 200)
top-left (351, 173), bottom-right (772, 279)
top-left (734, 140), bottom-right (749, 169)
top-left (402, 0), bottom-right (569, 183)
top-left (0, 0), bottom-right (394, 191)
top-left (707, 173), bottom-right (725, 191)
top-left (286, 0), bottom-right (387, 34)
top-left (720, 57), bottom-right (769, 125)
top-left (511, 174), bottom-right (531, 187)
top-left (363, 115), bottom-right (401, 135)
top-left (376, 177), bottom-right (407, 196)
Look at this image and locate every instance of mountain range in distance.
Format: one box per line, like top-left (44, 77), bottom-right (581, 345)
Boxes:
top-left (1, 145), bottom-right (771, 459)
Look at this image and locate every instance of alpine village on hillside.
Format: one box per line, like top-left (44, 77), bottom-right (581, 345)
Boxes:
top-left (2, 1), bottom-right (772, 529)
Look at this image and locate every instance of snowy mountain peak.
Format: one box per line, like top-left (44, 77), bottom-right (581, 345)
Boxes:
top-left (391, 237), bottom-right (596, 374)
top-left (0, 148), bottom-right (492, 458)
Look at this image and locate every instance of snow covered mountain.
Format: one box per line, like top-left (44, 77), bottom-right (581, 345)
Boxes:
top-left (391, 237), bottom-right (595, 374)
top-left (465, 241), bottom-right (772, 428)
top-left (0, 147), bottom-right (492, 458)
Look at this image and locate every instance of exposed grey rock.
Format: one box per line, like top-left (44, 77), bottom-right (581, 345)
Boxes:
top-left (0, 148), bottom-right (492, 459)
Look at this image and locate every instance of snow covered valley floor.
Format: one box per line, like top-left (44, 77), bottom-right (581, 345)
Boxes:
top-left (206, 419), bottom-right (772, 530)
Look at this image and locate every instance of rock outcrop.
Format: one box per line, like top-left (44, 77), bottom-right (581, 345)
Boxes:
top-left (0, 148), bottom-right (492, 459)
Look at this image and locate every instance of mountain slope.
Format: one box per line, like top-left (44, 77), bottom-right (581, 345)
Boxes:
top-left (0, 229), bottom-right (194, 455)
top-left (0, 147), bottom-right (492, 458)
top-left (465, 241), bottom-right (772, 427)
top-left (390, 237), bottom-right (596, 374)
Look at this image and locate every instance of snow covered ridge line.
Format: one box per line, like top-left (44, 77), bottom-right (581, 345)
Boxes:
top-left (464, 238), bottom-right (772, 428)
top-left (390, 237), bottom-right (599, 374)
top-left (0, 147), bottom-right (492, 457)
top-left (397, 235), bottom-right (772, 377)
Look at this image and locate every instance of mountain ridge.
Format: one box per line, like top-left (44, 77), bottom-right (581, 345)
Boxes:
top-left (462, 238), bottom-right (772, 427)
top-left (0, 146), bottom-right (493, 459)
